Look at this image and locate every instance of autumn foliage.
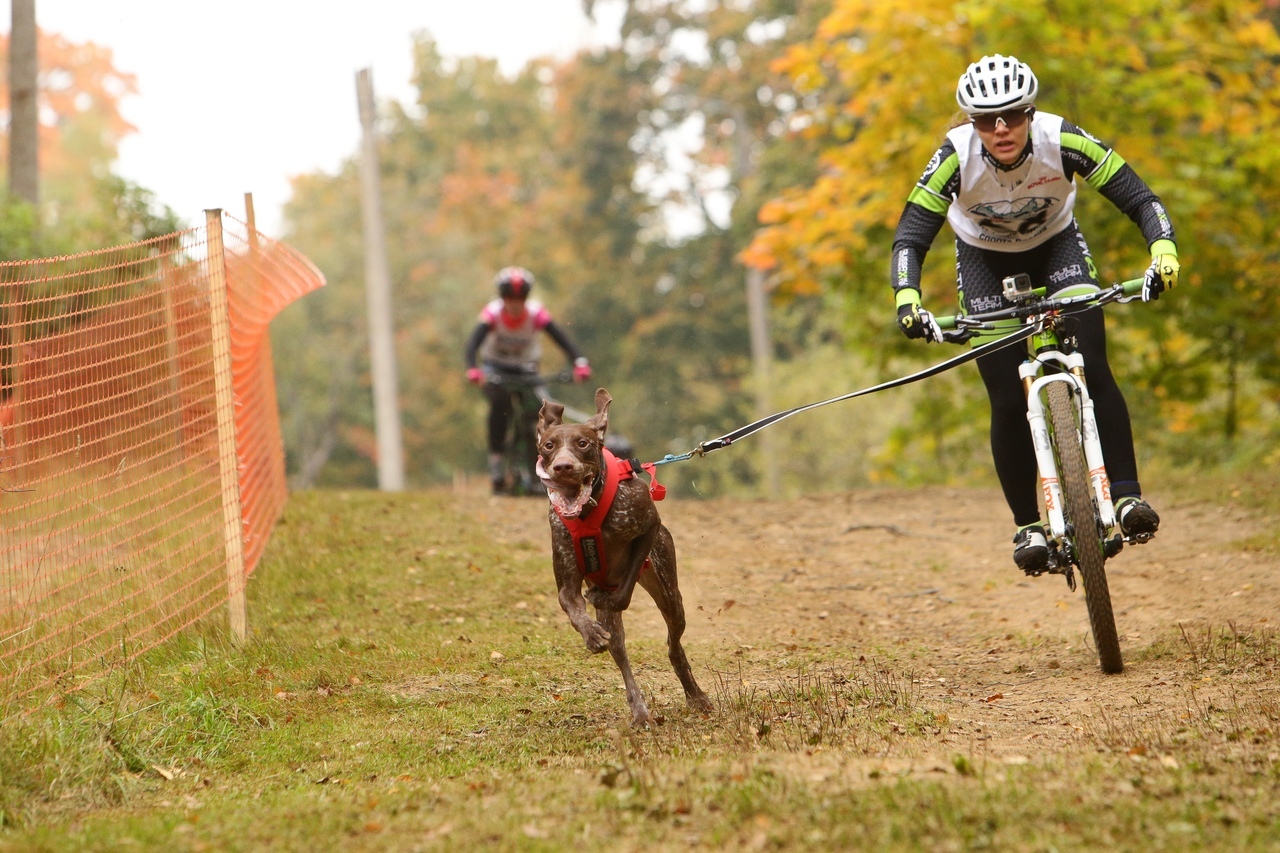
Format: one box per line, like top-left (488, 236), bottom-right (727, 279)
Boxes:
top-left (745, 0), bottom-right (1280, 452)
top-left (0, 28), bottom-right (176, 253)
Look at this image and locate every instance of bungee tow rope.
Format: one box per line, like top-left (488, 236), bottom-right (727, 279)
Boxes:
top-left (650, 323), bottom-right (1039, 467)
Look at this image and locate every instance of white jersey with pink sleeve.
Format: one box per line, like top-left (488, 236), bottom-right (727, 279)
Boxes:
top-left (476, 298), bottom-right (553, 369)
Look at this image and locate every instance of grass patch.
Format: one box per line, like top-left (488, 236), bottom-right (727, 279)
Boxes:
top-left (1156, 462), bottom-right (1280, 552)
top-left (0, 489), bottom-right (1277, 850)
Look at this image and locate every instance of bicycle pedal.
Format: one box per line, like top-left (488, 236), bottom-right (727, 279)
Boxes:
top-left (1126, 532), bottom-right (1153, 545)
top-left (1061, 565), bottom-right (1077, 593)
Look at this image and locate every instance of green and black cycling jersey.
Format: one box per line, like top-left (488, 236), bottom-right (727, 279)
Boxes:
top-left (891, 111), bottom-right (1175, 298)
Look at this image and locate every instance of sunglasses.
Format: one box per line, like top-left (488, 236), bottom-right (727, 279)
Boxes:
top-left (971, 107), bottom-right (1034, 132)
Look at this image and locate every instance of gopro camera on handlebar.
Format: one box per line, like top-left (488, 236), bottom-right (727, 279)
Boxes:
top-left (1002, 273), bottom-right (1037, 304)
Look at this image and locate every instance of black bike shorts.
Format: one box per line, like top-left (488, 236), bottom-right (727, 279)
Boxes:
top-left (955, 220), bottom-right (1097, 315)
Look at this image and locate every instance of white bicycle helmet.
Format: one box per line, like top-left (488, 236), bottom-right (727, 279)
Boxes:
top-left (955, 54), bottom-right (1038, 114)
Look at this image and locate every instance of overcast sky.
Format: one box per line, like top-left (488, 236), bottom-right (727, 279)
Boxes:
top-left (6, 0), bottom-right (625, 236)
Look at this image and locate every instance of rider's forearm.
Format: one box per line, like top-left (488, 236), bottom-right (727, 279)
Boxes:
top-left (890, 207), bottom-right (943, 300)
top-left (463, 323), bottom-right (490, 368)
top-left (543, 321), bottom-right (584, 363)
top-left (1094, 163), bottom-right (1177, 251)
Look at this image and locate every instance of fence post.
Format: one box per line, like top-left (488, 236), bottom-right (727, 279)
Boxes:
top-left (205, 209), bottom-right (247, 642)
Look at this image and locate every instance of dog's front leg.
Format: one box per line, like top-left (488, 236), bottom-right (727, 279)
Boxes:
top-left (584, 524), bottom-right (658, 613)
top-left (551, 526), bottom-right (611, 653)
top-left (594, 608), bottom-right (651, 727)
top-left (556, 569), bottom-right (612, 654)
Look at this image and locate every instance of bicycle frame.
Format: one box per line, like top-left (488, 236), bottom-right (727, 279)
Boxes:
top-left (1021, 332), bottom-right (1117, 537)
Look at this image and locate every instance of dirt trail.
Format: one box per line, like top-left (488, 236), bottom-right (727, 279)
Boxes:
top-left (485, 486), bottom-right (1278, 763)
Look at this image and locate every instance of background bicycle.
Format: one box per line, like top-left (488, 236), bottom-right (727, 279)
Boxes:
top-left (483, 368), bottom-right (572, 496)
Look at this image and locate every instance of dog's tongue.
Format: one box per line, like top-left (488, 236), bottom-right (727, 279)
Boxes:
top-left (536, 458), bottom-right (592, 518)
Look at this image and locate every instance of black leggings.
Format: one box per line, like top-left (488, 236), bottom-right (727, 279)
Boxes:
top-left (958, 224), bottom-right (1142, 526)
top-left (483, 382), bottom-right (534, 455)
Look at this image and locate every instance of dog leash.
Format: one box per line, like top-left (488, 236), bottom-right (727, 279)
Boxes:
top-left (650, 324), bottom-right (1038, 466)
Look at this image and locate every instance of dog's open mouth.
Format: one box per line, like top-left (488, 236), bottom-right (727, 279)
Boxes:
top-left (536, 458), bottom-right (594, 517)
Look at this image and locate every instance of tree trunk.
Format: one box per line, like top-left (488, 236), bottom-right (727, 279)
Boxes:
top-left (8, 0), bottom-right (39, 206)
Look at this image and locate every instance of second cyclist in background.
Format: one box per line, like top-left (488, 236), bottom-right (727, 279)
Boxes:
top-left (465, 266), bottom-right (592, 494)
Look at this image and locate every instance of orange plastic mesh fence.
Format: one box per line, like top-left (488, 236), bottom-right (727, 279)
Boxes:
top-left (221, 215), bottom-right (326, 576)
top-left (0, 215), bottom-right (323, 706)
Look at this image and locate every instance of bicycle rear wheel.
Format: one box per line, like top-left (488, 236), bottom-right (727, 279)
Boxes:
top-left (1047, 381), bottom-right (1123, 673)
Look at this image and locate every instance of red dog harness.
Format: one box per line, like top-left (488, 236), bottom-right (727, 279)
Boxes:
top-left (552, 448), bottom-right (666, 590)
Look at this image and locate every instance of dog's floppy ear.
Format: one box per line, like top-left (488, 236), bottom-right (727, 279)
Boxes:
top-left (537, 399), bottom-right (565, 439)
top-left (585, 388), bottom-right (612, 442)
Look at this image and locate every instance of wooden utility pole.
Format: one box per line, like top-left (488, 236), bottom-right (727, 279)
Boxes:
top-left (730, 104), bottom-right (779, 495)
top-left (745, 266), bottom-right (779, 495)
top-left (8, 0), bottom-right (39, 205)
top-left (355, 68), bottom-right (405, 492)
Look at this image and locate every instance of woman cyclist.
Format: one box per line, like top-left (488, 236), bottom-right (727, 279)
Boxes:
top-left (464, 266), bottom-right (591, 494)
top-left (890, 54), bottom-right (1180, 573)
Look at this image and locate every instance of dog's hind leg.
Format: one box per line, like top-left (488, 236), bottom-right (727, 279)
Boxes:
top-left (640, 527), bottom-right (713, 713)
top-left (595, 607), bottom-right (652, 727)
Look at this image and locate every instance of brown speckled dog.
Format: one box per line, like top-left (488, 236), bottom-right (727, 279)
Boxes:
top-left (536, 389), bottom-right (712, 726)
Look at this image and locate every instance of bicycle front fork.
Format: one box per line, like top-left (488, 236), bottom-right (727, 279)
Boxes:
top-left (1020, 354), bottom-right (1117, 539)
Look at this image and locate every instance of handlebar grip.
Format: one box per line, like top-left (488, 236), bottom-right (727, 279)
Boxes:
top-left (1120, 278), bottom-right (1145, 297)
top-left (934, 314), bottom-right (958, 330)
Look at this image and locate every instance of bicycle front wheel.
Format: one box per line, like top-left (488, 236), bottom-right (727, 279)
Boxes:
top-left (1047, 381), bottom-right (1123, 673)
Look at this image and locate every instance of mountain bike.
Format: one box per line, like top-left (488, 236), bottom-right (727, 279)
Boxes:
top-left (936, 276), bottom-right (1148, 674)
top-left (485, 367), bottom-right (572, 496)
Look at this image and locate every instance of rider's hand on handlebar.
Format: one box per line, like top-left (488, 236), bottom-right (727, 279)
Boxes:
top-left (896, 303), bottom-right (943, 343)
top-left (572, 358), bottom-right (592, 383)
top-left (1142, 241), bottom-right (1180, 302)
top-left (466, 367), bottom-right (485, 385)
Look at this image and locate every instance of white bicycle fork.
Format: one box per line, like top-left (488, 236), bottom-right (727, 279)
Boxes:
top-left (1020, 351), bottom-right (1117, 538)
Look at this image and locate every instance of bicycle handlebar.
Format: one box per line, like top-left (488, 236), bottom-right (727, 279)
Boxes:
top-left (485, 369), bottom-right (574, 386)
top-left (934, 278), bottom-right (1145, 341)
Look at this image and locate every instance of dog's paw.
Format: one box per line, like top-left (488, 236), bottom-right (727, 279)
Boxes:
top-left (582, 621), bottom-right (611, 653)
top-left (687, 692), bottom-right (714, 713)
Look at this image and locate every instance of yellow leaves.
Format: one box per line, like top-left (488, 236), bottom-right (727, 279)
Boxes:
top-left (738, 241), bottom-right (778, 272)
top-left (748, 0), bottom-right (1280, 320)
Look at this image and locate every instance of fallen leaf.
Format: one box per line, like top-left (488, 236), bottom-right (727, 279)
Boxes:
top-left (985, 693), bottom-right (1004, 703)
top-left (152, 765), bottom-right (177, 781)
top-left (723, 600), bottom-right (736, 611)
